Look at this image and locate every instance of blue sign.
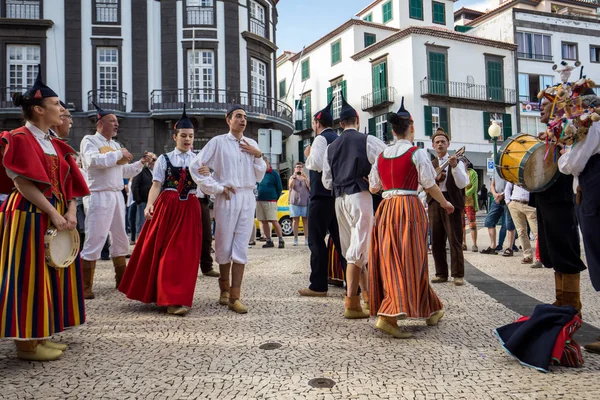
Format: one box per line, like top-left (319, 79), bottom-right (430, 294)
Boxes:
top-left (487, 158), bottom-right (495, 174)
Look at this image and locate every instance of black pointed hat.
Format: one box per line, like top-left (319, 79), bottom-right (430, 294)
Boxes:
top-left (24, 66), bottom-right (58, 99)
top-left (92, 101), bottom-right (113, 122)
top-left (396, 97), bottom-right (412, 120)
top-left (313, 96), bottom-right (335, 126)
top-left (174, 104), bottom-right (194, 130)
top-left (339, 93), bottom-right (358, 121)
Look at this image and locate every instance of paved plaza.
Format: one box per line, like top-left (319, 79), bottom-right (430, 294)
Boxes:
top-left (1, 229), bottom-right (600, 399)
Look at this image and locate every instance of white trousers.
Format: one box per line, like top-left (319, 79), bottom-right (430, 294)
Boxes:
top-left (214, 188), bottom-right (256, 265)
top-left (335, 191), bottom-right (373, 268)
top-left (81, 191), bottom-right (129, 261)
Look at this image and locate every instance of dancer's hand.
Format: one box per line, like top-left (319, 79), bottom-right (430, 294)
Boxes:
top-left (304, 145), bottom-right (311, 158)
top-left (222, 186), bottom-right (236, 200)
top-left (239, 139), bottom-right (262, 158)
top-left (120, 148), bottom-right (133, 162)
top-left (443, 201), bottom-right (455, 214)
top-left (197, 166), bottom-right (211, 176)
top-left (145, 204), bottom-right (154, 220)
top-left (50, 212), bottom-right (69, 231)
top-left (64, 211), bottom-right (78, 231)
top-left (448, 156), bottom-right (458, 168)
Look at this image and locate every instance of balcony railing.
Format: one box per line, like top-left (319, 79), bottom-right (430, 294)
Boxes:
top-left (95, 1), bottom-right (118, 23)
top-left (186, 6), bottom-right (214, 25)
top-left (6, 0), bottom-right (40, 19)
top-left (249, 17), bottom-right (266, 37)
top-left (88, 89), bottom-right (127, 112)
top-left (0, 87), bottom-right (28, 109)
top-left (361, 86), bottom-right (396, 111)
top-left (517, 52), bottom-right (553, 62)
top-left (420, 79), bottom-right (517, 105)
top-left (150, 88), bottom-right (293, 124)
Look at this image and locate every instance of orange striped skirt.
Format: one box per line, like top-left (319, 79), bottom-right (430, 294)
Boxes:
top-left (369, 195), bottom-right (442, 318)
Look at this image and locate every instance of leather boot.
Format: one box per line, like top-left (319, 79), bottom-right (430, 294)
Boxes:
top-left (15, 340), bottom-right (62, 361)
top-left (112, 256), bottom-right (127, 288)
top-left (562, 273), bottom-right (582, 317)
top-left (228, 287), bottom-right (248, 314)
top-left (218, 279), bottom-right (230, 305)
top-left (553, 271), bottom-right (563, 307)
top-left (81, 260), bottom-right (96, 299)
top-left (374, 316), bottom-right (413, 339)
top-left (361, 291), bottom-right (369, 312)
top-left (344, 295), bottom-right (369, 319)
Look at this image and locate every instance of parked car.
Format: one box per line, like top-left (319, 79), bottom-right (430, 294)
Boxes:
top-left (255, 190), bottom-right (304, 237)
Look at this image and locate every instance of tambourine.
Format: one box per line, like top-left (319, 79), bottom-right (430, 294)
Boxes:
top-left (99, 146), bottom-right (129, 165)
top-left (44, 227), bottom-right (80, 269)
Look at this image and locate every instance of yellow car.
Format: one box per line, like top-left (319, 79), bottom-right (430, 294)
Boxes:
top-left (255, 190), bottom-right (304, 236)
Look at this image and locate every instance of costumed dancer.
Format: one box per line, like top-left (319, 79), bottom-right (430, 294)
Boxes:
top-left (119, 107), bottom-right (204, 315)
top-left (299, 96), bottom-right (346, 297)
top-left (0, 69), bottom-right (89, 361)
top-left (368, 99), bottom-right (451, 339)
top-left (190, 105), bottom-right (266, 314)
top-left (79, 103), bottom-right (152, 299)
top-left (428, 128), bottom-right (470, 286)
top-left (322, 95), bottom-right (387, 319)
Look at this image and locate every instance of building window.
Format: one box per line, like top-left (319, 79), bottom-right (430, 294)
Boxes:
top-left (327, 80), bottom-right (346, 121)
top-left (431, 106), bottom-right (440, 132)
top-left (591, 46), bottom-right (600, 63)
top-left (6, 45), bottom-right (40, 90)
top-left (561, 42), bottom-right (577, 61)
top-left (249, 0), bottom-right (266, 38)
top-left (6, 0), bottom-right (40, 19)
top-left (185, 0), bottom-right (214, 26)
top-left (424, 105), bottom-right (448, 137)
top-left (432, 1), bottom-right (446, 25)
top-left (251, 58), bottom-right (267, 108)
top-left (187, 49), bottom-right (215, 102)
top-left (363, 13), bottom-right (372, 22)
top-left (483, 112), bottom-right (512, 141)
top-left (409, 0), bottom-right (423, 20)
top-left (428, 51), bottom-right (447, 95)
top-left (486, 58), bottom-right (503, 101)
top-left (331, 40), bottom-right (341, 66)
top-left (516, 32), bottom-right (552, 61)
top-left (382, 0), bottom-right (392, 23)
top-left (295, 94), bottom-right (311, 132)
top-left (301, 59), bottom-right (310, 81)
top-left (97, 47), bottom-right (119, 103)
top-left (364, 33), bottom-right (376, 48)
top-left (372, 61), bottom-right (388, 106)
top-left (375, 114), bottom-right (388, 142)
top-left (94, 0), bottom-right (119, 24)
top-left (518, 73), bottom-right (553, 103)
top-left (279, 79), bottom-right (286, 99)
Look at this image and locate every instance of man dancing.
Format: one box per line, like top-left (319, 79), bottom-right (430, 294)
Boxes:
top-left (191, 105), bottom-right (266, 314)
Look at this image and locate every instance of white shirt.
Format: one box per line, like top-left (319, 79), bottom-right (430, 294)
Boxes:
top-left (153, 148), bottom-right (199, 196)
top-left (369, 140), bottom-right (437, 198)
top-left (6, 122), bottom-right (57, 180)
top-left (305, 131), bottom-right (332, 172)
top-left (504, 182), bottom-right (530, 203)
top-left (558, 122), bottom-right (600, 193)
top-left (436, 153), bottom-right (470, 191)
top-left (190, 132), bottom-right (267, 195)
top-left (80, 132), bottom-right (144, 192)
top-left (322, 131), bottom-right (387, 190)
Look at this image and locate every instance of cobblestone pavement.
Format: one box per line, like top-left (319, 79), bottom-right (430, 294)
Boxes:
top-left (1, 237), bottom-right (599, 400)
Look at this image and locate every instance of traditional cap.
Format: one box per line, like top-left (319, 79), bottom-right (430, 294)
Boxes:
top-left (23, 66), bottom-right (58, 99)
top-left (395, 96), bottom-right (411, 120)
top-left (92, 101), bottom-right (114, 122)
top-left (431, 127), bottom-right (450, 142)
top-left (226, 104), bottom-right (245, 117)
top-left (313, 96), bottom-right (335, 126)
top-left (174, 104), bottom-right (194, 130)
top-left (339, 93), bottom-right (358, 121)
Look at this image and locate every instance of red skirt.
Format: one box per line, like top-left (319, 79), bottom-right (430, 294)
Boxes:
top-left (118, 191), bottom-right (202, 307)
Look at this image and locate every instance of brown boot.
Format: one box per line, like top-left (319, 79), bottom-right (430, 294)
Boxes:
top-left (112, 256), bottom-right (127, 288)
top-left (228, 287), bottom-right (248, 314)
top-left (218, 278), bottom-right (230, 305)
top-left (344, 295), bottom-right (369, 319)
top-left (562, 273), bottom-right (582, 317)
top-left (81, 260), bottom-right (96, 299)
top-left (584, 341), bottom-right (600, 354)
top-left (552, 271), bottom-right (563, 307)
top-left (15, 340), bottom-right (62, 361)
top-left (361, 291), bottom-right (369, 312)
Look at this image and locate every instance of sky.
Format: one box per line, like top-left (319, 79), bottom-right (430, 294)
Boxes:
top-left (276, 0), bottom-right (495, 56)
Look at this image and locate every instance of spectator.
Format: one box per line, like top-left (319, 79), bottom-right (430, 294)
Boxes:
top-left (463, 161), bottom-right (479, 252)
top-left (480, 171), bottom-right (516, 255)
top-left (256, 157), bottom-right (284, 248)
top-left (288, 162), bottom-right (310, 246)
top-left (479, 184), bottom-right (488, 212)
top-left (131, 156), bottom-right (156, 243)
top-left (505, 182), bottom-right (542, 267)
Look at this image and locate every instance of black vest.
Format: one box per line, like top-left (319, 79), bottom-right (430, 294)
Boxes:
top-left (326, 129), bottom-right (371, 198)
top-left (427, 158), bottom-right (465, 210)
top-left (309, 128), bottom-right (338, 199)
top-left (578, 153), bottom-right (600, 216)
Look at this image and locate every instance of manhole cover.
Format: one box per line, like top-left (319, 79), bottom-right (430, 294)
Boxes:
top-left (259, 342), bottom-right (282, 350)
top-left (308, 378), bottom-right (336, 388)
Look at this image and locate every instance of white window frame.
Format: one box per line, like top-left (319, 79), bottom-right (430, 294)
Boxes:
top-left (332, 83), bottom-right (343, 121)
top-left (187, 49), bottom-right (215, 102)
top-left (561, 42), bottom-right (577, 60)
top-left (6, 0), bottom-right (40, 19)
top-left (375, 114), bottom-right (387, 142)
top-left (251, 58), bottom-right (267, 108)
top-left (97, 47), bottom-right (119, 103)
top-left (186, 0), bottom-right (214, 25)
top-left (516, 32), bottom-right (552, 61)
top-left (490, 112), bottom-right (504, 140)
top-left (591, 45), bottom-right (600, 63)
top-left (6, 44), bottom-right (40, 90)
top-left (249, 0), bottom-right (266, 38)
top-left (431, 106), bottom-right (441, 135)
top-left (95, 0), bottom-right (119, 23)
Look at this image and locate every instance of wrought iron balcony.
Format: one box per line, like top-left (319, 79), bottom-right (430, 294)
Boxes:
top-left (87, 89), bottom-right (128, 112)
top-left (150, 88), bottom-right (293, 127)
top-left (420, 79), bottom-right (517, 105)
top-left (0, 86), bottom-right (27, 109)
top-left (5, 0), bottom-right (40, 19)
top-left (249, 17), bottom-right (266, 38)
top-left (186, 5), bottom-right (214, 25)
top-left (361, 87), bottom-right (396, 111)
top-left (517, 52), bottom-right (553, 62)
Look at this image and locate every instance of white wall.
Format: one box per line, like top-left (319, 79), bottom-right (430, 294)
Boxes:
top-left (357, 0), bottom-right (455, 31)
top-left (44, 2), bottom-right (65, 98)
top-left (468, 9), bottom-right (515, 43)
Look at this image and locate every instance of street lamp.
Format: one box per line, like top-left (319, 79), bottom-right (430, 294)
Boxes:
top-left (488, 121), bottom-right (502, 167)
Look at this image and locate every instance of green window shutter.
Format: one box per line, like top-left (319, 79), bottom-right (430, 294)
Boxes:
top-left (382, 1), bottom-right (392, 23)
top-left (483, 112), bottom-right (491, 140)
top-left (364, 33), bottom-right (376, 47)
top-left (409, 0), bottom-right (423, 20)
top-left (327, 86), bottom-right (333, 103)
top-left (331, 41), bottom-right (341, 65)
top-left (301, 60), bottom-right (309, 81)
top-left (279, 80), bottom-right (286, 99)
top-left (424, 106), bottom-right (433, 136)
top-left (439, 107), bottom-right (449, 134)
top-left (363, 13), bottom-right (372, 22)
top-left (502, 113), bottom-right (512, 140)
top-left (486, 60), bottom-right (503, 101)
top-left (368, 117), bottom-right (376, 136)
top-left (428, 52), bottom-right (447, 95)
top-left (298, 141), bottom-right (305, 163)
top-left (433, 2), bottom-right (446, 25)
top-left (372, 62), bottom-right (387, 105)
top-left (341, 80), bottom-right (347, 99)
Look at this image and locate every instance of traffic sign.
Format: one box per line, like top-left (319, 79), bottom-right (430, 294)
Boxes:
top-left (487, 157), bottom-right (495, 174)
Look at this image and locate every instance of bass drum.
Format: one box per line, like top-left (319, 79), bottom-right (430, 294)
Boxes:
top-left (497, 133), bottom-right (559, 193)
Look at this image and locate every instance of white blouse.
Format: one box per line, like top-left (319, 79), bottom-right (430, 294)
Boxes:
top-left (153, 148), bottom-right (198, 196)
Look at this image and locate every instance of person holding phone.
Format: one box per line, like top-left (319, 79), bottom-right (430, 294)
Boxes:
top-left (288, 162), bottom-right (310, 246)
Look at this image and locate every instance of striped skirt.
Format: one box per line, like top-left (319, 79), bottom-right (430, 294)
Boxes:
top-left (369, 195), bottom-right (442, 318)
top-left (0, 191), bottom-right (85, 339)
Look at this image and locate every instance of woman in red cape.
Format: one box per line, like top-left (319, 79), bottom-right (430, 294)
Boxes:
top-left (118, 107), bottom-right (203, 315)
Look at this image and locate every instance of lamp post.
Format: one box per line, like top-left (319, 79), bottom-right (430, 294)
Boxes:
top-left (488, 121), bottom-right (502, 168)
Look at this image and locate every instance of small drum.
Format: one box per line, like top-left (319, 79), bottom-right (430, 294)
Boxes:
top-left (99, 145), bottom-right (129, 165)
top-left (497, 133), bottom-right (559, 193)
top-left (44, 228), bottom-right (80, 269)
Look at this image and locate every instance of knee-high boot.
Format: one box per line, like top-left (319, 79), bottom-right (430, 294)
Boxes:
top-left (553, 271), bottom-right (563, 307)
top-left (81, 260), bottom-right (96, 299)
top-left (112, 256), bottom-right (127, 288)
top-left (562, 273), bottom-right (582, 317)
